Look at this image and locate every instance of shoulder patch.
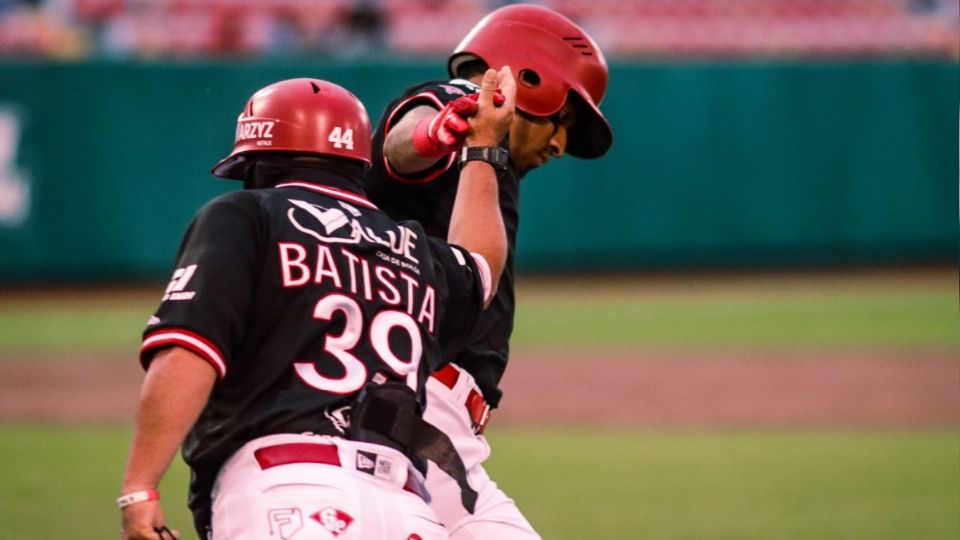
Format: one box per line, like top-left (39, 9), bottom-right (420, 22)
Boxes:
top-left (449, 78), bottom-right (481, 91)
top-left (442, 78), bottom-right (481, 96)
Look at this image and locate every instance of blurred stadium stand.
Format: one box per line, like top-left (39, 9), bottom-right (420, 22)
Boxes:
top-left (0, 0), bottom-right (957, 60)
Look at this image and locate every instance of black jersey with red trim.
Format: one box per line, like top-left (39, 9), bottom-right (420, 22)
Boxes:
top-left (366, 79), bottom-right (519, 408)
top-left (140, 171), bottom-right (488, 528)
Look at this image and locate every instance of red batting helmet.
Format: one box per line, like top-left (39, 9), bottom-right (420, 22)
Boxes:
top-left (449, 4), bottom-right (612, 159)
top-left (212, 78), bottom-right (372, 179)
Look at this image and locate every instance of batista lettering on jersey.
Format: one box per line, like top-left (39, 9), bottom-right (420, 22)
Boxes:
top-left (278, 242), bottom-right (436, 329)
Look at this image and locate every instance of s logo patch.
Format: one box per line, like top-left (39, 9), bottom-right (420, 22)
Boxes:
top-left (311, 508), bottom-right (353, 537)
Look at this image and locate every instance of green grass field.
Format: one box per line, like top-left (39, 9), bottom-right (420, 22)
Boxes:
top-left (0, 271), bottom-right (956, 539)
top-left (0, 425), bottom-right (955, 539)
top-left (1, 272), bottom-right (957, 355)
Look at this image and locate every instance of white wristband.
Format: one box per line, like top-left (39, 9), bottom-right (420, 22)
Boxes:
top-left (116, 489), bottom-right (160, 509)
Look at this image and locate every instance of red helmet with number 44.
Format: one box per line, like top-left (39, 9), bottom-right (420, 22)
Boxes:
top-left (213, 78), bottom-right (372, 179)
top-left (449, 4), bottom-right (613, 159)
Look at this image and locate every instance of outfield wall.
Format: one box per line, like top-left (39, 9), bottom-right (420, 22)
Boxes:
top-left (0, 60), bottom-right (954, 281)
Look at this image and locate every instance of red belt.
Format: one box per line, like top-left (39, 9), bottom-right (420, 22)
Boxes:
top-left (431, 364), bottom-right (492, 435)
top-left (253, 442), bottom-right (428, 501)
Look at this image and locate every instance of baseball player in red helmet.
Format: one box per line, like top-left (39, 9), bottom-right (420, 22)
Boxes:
top-left (363, 4), bottom-right (612, 539)
top-left (119, 69), bottom-right (516, 539)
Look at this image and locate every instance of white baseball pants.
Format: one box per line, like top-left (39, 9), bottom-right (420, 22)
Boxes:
top-left (424, 365), bottom-right (542, 540)
top-left (210, 433), bottom-right (446, 540)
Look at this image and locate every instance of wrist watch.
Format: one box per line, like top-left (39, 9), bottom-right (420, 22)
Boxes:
top-left (459, 146), bottom-right (509, 171)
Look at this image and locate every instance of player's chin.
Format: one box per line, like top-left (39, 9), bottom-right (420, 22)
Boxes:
top-left (518, 156), bottom-right (548, 177)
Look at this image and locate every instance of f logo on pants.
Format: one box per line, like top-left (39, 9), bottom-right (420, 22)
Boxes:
top-left (267, 508), bottom-right (303, 539)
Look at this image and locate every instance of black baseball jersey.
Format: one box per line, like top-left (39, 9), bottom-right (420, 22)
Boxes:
top-left (140, 170), bottom-right (488, 529)
top-left (366, 79), bottom-right (519, 408)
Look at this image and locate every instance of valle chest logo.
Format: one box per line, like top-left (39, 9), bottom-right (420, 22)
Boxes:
top-left (286, 198), bottom-right (420, 266)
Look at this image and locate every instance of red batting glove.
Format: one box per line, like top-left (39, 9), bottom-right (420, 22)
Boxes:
top-left (411, 91), bottom-right (506, 159)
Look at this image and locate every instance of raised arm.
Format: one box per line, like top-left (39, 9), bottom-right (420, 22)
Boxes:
top-left (447, 67), bottom-right (515, 305)
top-left (383, 86), bottom-right (498, 174)
top-left (383, 105), bottom-right (450, 174)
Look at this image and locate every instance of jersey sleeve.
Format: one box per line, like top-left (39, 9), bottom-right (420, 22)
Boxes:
top-left (140, 191), bottom-right (263, 378)
top-left (425, 234), bottom-right (491, 356)
top-left (380, 79), bottom-right (481, 185)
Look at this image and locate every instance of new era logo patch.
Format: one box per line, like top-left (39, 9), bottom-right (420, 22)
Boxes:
top-left (356, 451), bottom-right (376, 473)
top-left (356, 450), bottom-right (394, 480)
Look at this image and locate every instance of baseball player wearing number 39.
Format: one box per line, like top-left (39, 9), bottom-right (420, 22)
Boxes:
top-left (119, 68), bottom-right (516, 539)
top-left (364, 4), bottom-right (613, 539)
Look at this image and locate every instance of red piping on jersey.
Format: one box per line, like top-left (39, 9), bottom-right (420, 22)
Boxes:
top-left (381, 91), bottom-right (457, 185)
top-left (276, 182), bottom-right (378, 210)
top-left (141, 328), bottom-right (227, 379)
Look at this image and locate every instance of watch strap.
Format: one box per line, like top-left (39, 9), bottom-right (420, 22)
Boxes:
top-left (458, 146), bottom-right (508, 171)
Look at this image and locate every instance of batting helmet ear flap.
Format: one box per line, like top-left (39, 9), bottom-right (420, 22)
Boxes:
top-left (564, 90), bottom-right (613, 159)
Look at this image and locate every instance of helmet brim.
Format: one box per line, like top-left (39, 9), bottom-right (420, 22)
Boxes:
top-left (211, 154), bottom-right (248, 181)
top-left (565, 91), bottom-right (613, 159)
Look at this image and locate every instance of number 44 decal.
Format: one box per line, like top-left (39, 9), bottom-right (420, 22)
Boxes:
top-left (328, 127), bottom-right (354, 150)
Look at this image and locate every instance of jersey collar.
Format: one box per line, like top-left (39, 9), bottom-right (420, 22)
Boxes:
top-left (276, 180), bottom-right (378, 210)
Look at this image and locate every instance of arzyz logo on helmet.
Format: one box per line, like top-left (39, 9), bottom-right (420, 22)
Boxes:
top-left (235, 120), bottom-right (275, 146)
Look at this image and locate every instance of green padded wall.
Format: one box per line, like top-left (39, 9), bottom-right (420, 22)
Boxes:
top-left (0, 60), bottom-right (954, 281)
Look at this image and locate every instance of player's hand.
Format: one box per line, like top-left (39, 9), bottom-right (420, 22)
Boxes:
top-left (466, 67), bottom-right (516, 148)
top-left (121, 501), bottom-right (179, 539)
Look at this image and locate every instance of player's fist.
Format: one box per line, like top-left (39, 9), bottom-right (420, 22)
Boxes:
top-left (466, 67), bottom-right (516, 148)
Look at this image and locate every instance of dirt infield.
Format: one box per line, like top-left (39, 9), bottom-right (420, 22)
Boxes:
top-left (1, 351), bottom-right (956, 427)
top-left (498, 351), bottom-right (959, 427)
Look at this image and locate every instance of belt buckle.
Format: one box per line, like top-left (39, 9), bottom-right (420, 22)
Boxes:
top-left (466, 389), bottom-right (491, 435)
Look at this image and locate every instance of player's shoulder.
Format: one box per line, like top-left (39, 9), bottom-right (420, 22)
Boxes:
top-left (396, 217), bottom-right (427, 238)
top-left (405, 218), bottom-right (472, 269)
top-left (379, 78), bottom-right (480, 133)
top-left (403, 78), bottom-right (481, 106)
top-left (203, 188), bottom-right (262, 209)
top-left (195, 188), bottom-right (264, 222)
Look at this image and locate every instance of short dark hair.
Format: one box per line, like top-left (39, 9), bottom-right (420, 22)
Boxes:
top-left (241, 153), bottom-right (366, 189)
top-left (453, 58), bottom-right (489, 80)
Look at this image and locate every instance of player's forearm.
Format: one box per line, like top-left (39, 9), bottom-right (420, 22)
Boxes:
top-left (383, 107), bottom-right (447, 174)
top-left (122, 347), bottom-right (216, 492)
top-left (448, 161), bottom-right (507, 303)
